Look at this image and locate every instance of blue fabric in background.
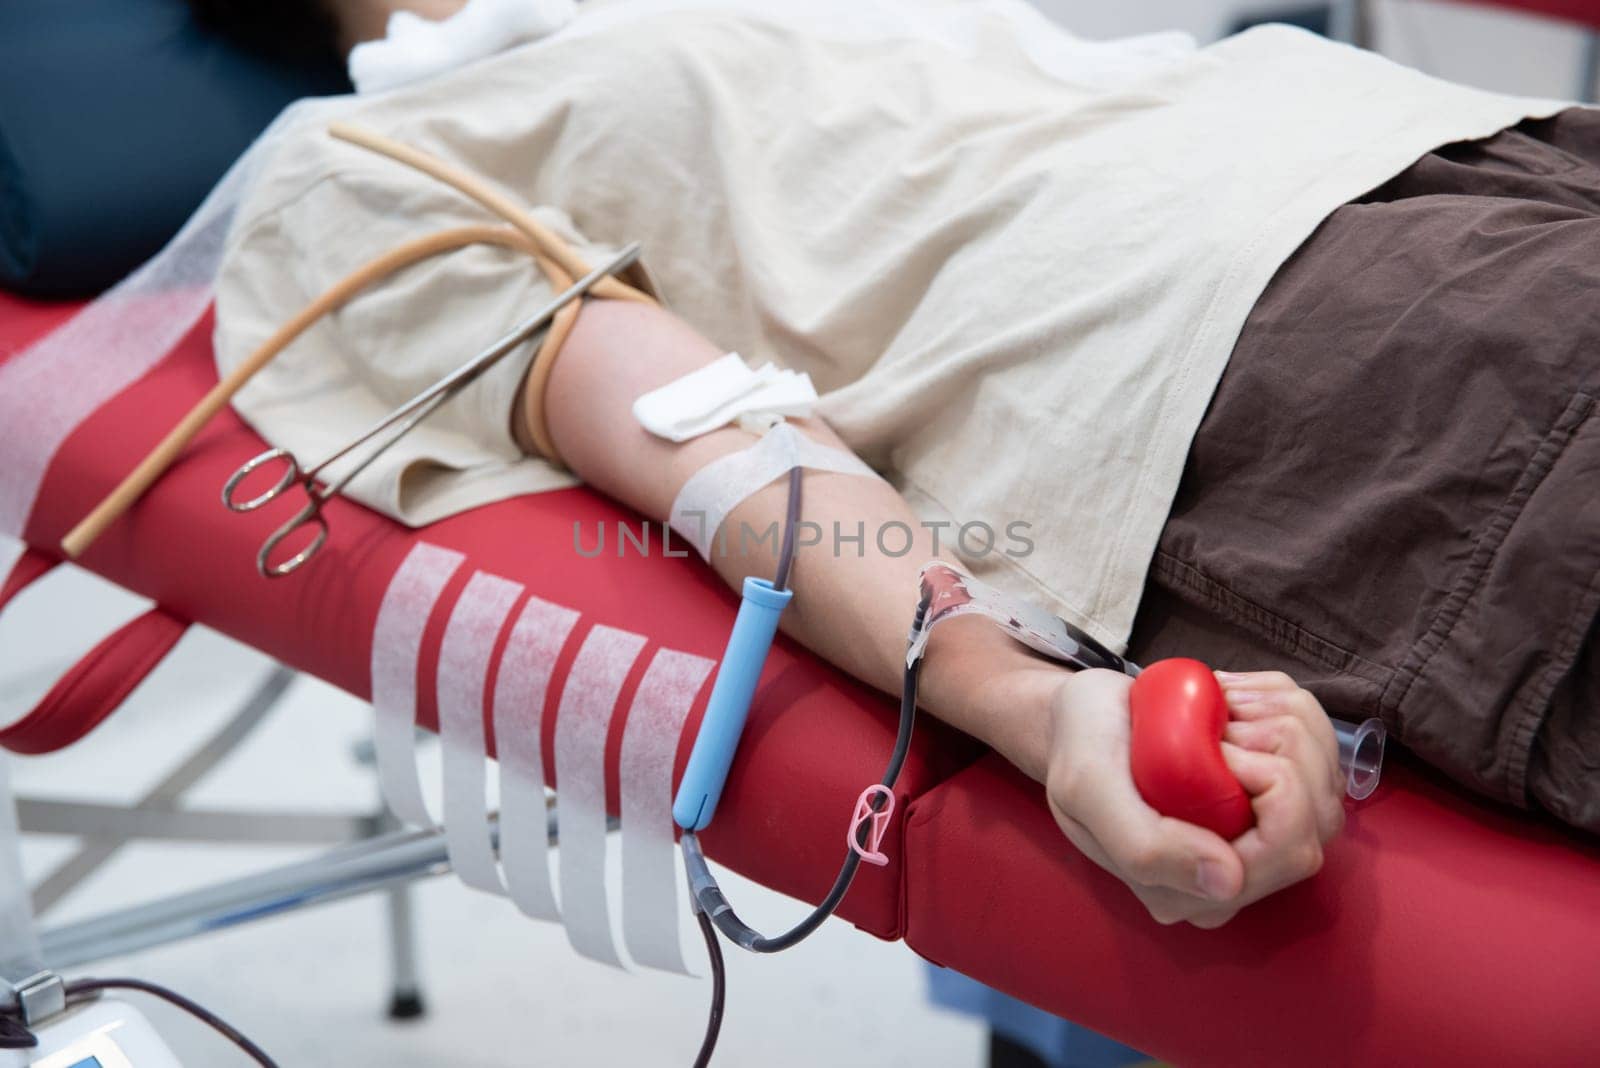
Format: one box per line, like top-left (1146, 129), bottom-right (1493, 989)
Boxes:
top-left (0, 0), bottom-right (350, 297)
top-left (927, 965), bottom-right (1150, 1068)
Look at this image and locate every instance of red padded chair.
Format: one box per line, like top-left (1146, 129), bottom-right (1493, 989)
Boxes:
top-left (5, 283), bottom-right (1598, 1064)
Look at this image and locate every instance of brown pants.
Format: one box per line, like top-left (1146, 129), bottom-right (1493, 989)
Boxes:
top-left (1127, 109), bottom-right (1600, 835)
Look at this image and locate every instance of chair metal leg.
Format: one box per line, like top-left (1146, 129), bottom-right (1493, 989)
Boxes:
top-left (384, 884), bottom-right (425, 1019)
top-left (378, 809), bottom-right (426, 1020)
top-left (39, 823), bottom-right (461, 970)
top-left (27, 663), bottom-right (296, 914)
top-left (38, 809), bottom-right (571, 973)
top-left (351, 732), bottom-right (430, 1020)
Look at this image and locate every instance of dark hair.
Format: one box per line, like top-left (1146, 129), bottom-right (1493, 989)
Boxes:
top-left (185, 0), bottom-right (344, 64)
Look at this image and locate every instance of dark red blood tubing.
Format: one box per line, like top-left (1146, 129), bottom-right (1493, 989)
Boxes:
top-left (1129, 658), bottom-right (1254, 840)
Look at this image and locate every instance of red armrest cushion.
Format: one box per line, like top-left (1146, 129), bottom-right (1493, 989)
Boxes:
top-left (903, 751), bottom-right (1600, 1066)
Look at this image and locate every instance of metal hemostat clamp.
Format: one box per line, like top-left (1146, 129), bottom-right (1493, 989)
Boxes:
top-left (222, 242), bottom-right (643, 579)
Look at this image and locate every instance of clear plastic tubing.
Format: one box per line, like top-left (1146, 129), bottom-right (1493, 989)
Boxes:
top-left (1332, 717), bottom-right (1386, 801)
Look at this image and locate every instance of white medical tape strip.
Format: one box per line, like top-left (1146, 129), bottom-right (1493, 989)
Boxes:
top-left (371, 542), bottom-right (466, 827)
top-left (493, 594), bottom-right (580, 921)
top-left (668, 421), bottom-right (879, 560)
top-left (619, 648), bottom-right (714, 974)
top-left (438, 570), bottom-right (525, 894)
top-left (553, 624), bottom-right (646, 967)
top-left (0, 754), bottom-right (43, 986)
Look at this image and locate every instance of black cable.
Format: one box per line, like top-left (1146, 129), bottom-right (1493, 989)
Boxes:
top-left (66, 979), bottom-right (279, 1066)
top-left (772, 466), bottom-right (802, 593)
top-left (684, 464), bottom-right (924, 1061)
top-left (0, 976), bottom-right (277, 1064)
top-left (686, 464), bottom-right (800, 1066)
top-left (691, 909), bottom-right (726, 1068)
top-left (0, 1013), bottom-right (36, 1049)
top-left (96, 978), bottom-right (275, 1065)
top-left (683, 649), bottom-right (922, 954)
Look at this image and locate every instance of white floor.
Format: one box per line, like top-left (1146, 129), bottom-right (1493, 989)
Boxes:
top-left (1, 567), bottom-right (985, 1066)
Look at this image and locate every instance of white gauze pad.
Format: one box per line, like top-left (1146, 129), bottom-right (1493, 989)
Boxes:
top-left (633, 353), bottom-right (818, 443)
top-left (371, 542), bottom-right (465, 827)
top-left (619, 648), bottom-right (714, 974)
top-left (669, 422), bottom-right (878, 559)
top-left (492, 593), bottom-right (579, 921)
top-left (438, 570), bottom-right (524, 894)
top-left (553, 624), bottom-right (646, 967)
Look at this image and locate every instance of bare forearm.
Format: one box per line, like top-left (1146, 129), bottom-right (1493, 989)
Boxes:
top-left (541, 300), bottom-right (1061, 780)
top-left (542, 302), bottom-right (1342, 928)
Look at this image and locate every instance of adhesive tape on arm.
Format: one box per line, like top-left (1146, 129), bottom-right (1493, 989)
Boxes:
top-left (668, 422), bottom-right (879, 559)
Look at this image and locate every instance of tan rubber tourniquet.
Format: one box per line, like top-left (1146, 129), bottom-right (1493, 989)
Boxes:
top-left (330, 123), bottom-right (662, 467)
top-left (63, 125), bottom-right (660, 557)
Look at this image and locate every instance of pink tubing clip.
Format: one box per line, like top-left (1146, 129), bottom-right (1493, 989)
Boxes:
top-left (848, 785), bottom-right (896, 866)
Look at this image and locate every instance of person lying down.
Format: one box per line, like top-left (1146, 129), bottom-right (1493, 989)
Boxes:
top-left (201, 0), bottom-right (1599, 925)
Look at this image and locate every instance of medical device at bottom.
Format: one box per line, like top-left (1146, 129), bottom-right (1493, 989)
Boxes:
top-left (0, 973), bottom-right (276, 1067)
top-left (1, 997), bottom-right (179, 1068)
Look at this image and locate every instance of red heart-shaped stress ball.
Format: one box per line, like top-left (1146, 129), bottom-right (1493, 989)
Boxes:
top-left (1129, 658), bottom-right (1254, 840)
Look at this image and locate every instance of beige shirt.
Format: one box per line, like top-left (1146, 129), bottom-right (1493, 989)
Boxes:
top-left (214, 0), bottom-right (1559, 649)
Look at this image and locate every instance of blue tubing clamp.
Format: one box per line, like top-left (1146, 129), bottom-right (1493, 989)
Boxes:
top-left (673, 576), bottom-right (793, 831)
